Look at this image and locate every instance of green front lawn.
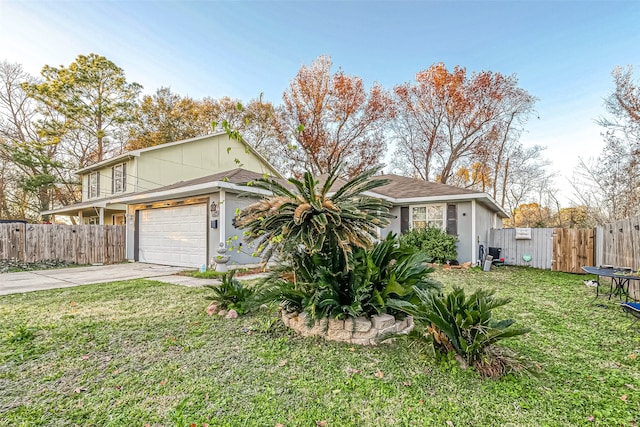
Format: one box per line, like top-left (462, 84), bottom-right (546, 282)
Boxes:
top-left (1, 267), bottom-right (638, 426)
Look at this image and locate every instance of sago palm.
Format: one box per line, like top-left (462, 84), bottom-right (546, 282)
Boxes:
top-left (236, 164), bottom-right (393, 264)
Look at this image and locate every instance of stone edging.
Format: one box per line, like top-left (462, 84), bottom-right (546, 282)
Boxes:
top-left (281, 311), bottom-right (414, 346)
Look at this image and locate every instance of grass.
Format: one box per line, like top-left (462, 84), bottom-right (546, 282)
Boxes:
top-left (0, 266), bottom-right (639, 426)
top-left (181, 267), bottom-right (267, 280)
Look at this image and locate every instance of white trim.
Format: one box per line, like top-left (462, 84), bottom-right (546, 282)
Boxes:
top-left (219, 190), bottom-right (226, 247)
top-left (408, 204), bottom-right (446, 231)
top-left (109, 181), bottom-right (271, 205)
top-left (133, 157), bottom-right (139, 192)
top-left (357, 190), bottom-right (508, 218)
top-left (88, 171), bottom-right (100, 199)
top-left (471, 200), bottom-right (477, 265)
top-left (76, 153), bottom-right (138, 175)
top-left (111, 163), bottom-right (126, 194)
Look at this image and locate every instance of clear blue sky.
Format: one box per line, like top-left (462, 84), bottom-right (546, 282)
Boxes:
top-left (2, 0), bottom-right (639, 202)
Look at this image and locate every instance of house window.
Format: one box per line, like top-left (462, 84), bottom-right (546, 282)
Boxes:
top-left (88, 172), bottom-right (100, 199)
top-left (410, 204), bottom-right (445, 230)
top-left (112, 214), bottom-right (126, 225)
top-left (112, 163), bottom-right (127, 194)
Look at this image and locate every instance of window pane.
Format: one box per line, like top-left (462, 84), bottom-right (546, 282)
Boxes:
top-left (428, 205), bottom-right (443, 220)
top-left (428, 219), bottom-right (444, 229)
top-left (412, 220), bottom-right (427, 229)
top-left (113, 164), bottom-right (124, 193)
top-left (89, 173), bottom-right (97, 198)
top-left (412, 207), bottom-right (426, 221)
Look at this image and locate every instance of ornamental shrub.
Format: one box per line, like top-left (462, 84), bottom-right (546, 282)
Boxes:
top-left (399, 226), bottom-right (458, 263)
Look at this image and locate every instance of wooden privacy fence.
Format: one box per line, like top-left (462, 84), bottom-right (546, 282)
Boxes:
top-left (596, 214), bottom-right (640, 270)
top-left (0, 223), bottom-right (126, 265)
top-left (490, 228), bottom-right (594, 274)
top-left (489, 228), bottom-right (554, 270)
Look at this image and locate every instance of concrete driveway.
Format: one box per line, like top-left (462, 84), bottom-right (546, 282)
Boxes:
top-left (0, 263), bottom-right (190, 296)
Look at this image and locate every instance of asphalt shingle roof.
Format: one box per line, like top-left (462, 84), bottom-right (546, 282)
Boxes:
top-left (370, 174), bottom-right (480, 199)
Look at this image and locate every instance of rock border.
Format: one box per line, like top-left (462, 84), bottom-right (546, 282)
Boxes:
top-left (281, 311), bottom-right (414, 346)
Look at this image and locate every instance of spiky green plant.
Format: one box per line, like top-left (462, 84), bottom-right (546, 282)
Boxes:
top-left (236, 164), bottom-right (393, 264)
top-left (401, 286), bottom-right (529, 377)
top-left (205, 270), bottom-right (254, 315)
top-left (254, 234), bottom-right (441, 321)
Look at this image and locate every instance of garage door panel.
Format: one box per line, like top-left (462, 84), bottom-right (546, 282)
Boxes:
top-left (138, 204), bottom-right (207, 268)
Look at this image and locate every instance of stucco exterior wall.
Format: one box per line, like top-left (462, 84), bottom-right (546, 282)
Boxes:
top-left (455, 201), bottom-right (473, 263)
top-left (222, 192), bottom-right (263, 265)
top-left (475, 202), bottom-right (497, 262)
top-left (383, 206), bottom-right (403, 238)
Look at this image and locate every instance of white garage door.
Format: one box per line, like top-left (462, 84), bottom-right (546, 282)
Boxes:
top-left (138, 204), bottom-right (207, 268)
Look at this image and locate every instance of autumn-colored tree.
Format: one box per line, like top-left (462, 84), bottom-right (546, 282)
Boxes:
top-left (555, 206), bottom-right (593, 229)
top-left (127, 87), bottom-right (215, 150)
top-left (606, 65), bottom-right (640, 125)
top-left (127, 90), bottom-right (282, 167)
top-left (391, 63), bottom-right (537, 198)
top-left (276, 55), bottom-right (394, 178)
top-left (592, 66), bottom-right (640, 220)
top-left (212, 95), bottom-right (278, 152)
top-left (503, 202), bottom-right (552, 228)
top-left (447, 162), bottom-right (492, 190)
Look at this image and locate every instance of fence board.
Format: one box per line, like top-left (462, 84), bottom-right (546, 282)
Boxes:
top-left (491, 228), bottom-right (593, 273)
top-left (489, 228), bottom-right (553, 269)
top-left (599, 214), bottom-right (640, 269)
top-left (552, 228), bottom-right (594, 274)
top-left (0, 224), bottom-right (126, 265)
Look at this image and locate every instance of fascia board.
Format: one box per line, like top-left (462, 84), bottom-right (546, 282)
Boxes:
top-left (372, 192), bottom-right (509, 218)
top-left (110, 181), bottom-right (270, 205)
top-left (74, 153), bottom-right (140, 175)
top-left (41, 200), bottom-right (109, 215)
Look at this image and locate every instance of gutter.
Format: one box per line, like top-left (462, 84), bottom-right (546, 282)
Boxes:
top-left (109, 180), bottom-right (272, 205)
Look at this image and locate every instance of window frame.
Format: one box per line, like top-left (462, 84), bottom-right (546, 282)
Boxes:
top-left (88, 172), bottom-right (100, 199)
top-left (111, 163), bottom-right (127, 194)
top-left (409, 203), bottom-right (446, 231)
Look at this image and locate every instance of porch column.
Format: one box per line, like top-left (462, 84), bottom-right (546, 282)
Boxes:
top-left (78, 210), bottom-right (84, 224)
top-left (99, 207), bottom-right (104, 225)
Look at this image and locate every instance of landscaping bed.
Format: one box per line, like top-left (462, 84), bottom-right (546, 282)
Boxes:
top-left (0, 259), bottom-right (79, 274)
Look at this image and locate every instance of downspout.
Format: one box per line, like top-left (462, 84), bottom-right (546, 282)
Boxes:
top-left (471, 200), bottom-right (477, 265)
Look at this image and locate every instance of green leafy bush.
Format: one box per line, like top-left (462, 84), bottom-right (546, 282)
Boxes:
top-left (205, 270), bottom-right (254, 315)
top-left (400, 226), bottom-right (458, 263)
top-left (400, 286), bottom-right (529, 378)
